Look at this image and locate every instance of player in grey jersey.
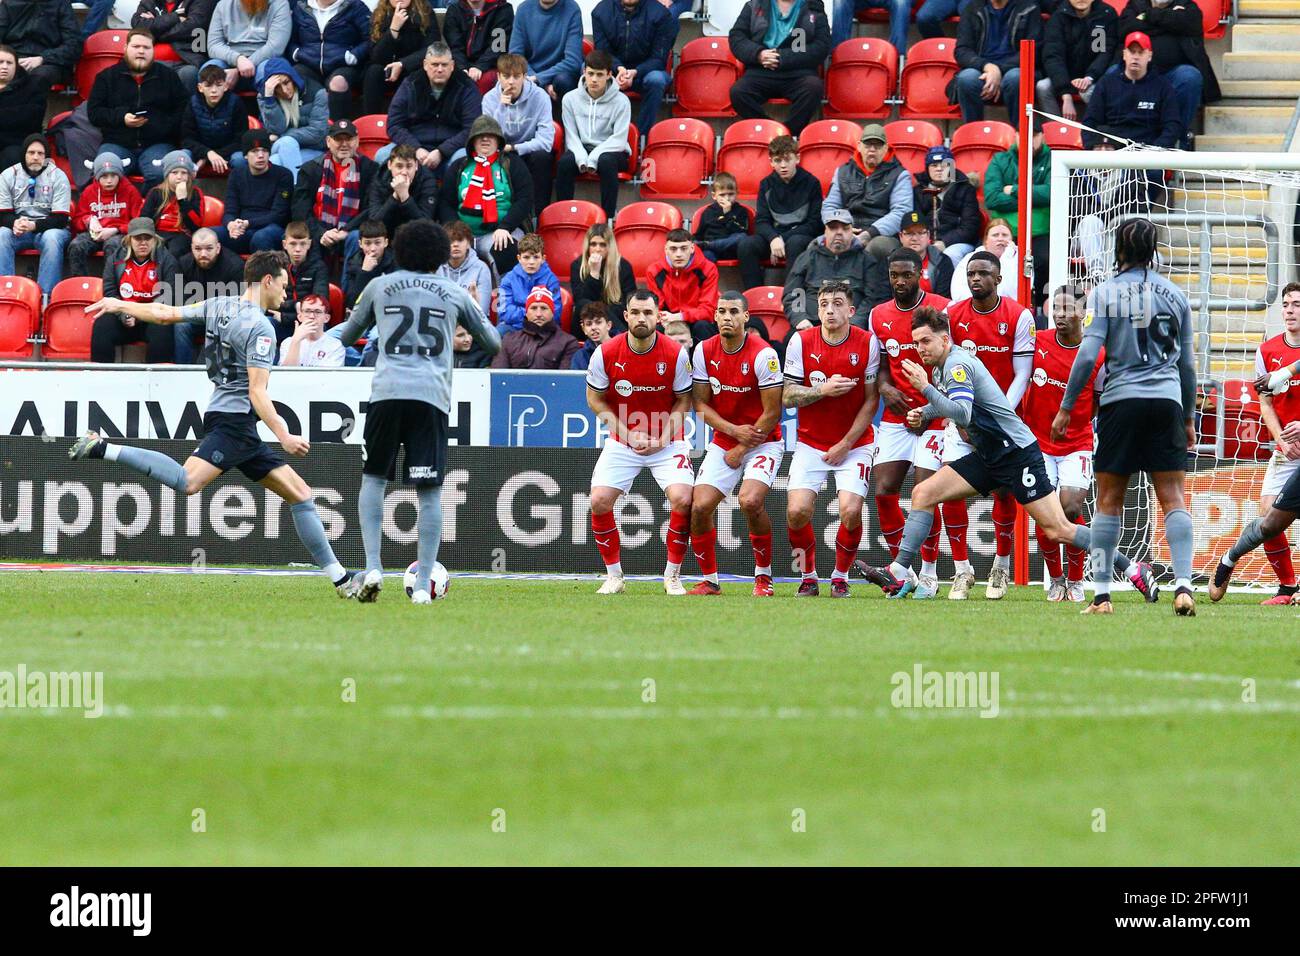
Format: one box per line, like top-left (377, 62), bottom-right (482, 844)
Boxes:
top-left (1054, 218), bottom-right (1198, 616)
top-left (69, 251), bottom-right (364, 597)
top-left (860, 307), bottom-right (1098, 598)
top-left (332, 220), bottom-right (501, 604)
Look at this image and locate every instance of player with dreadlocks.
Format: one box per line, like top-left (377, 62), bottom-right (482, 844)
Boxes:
top-left (1052, 217), bottom-right (1198, 616)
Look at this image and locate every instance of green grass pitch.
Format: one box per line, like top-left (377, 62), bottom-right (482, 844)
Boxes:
top-left (1, 572), bottom-right (1297, 866)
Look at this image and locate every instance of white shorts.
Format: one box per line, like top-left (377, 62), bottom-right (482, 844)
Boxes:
top-left (875, 420), bottom-right (945, 472)
top-left (941, 419), bottom-right (974, 464)
top-left (1043, 449), bottom-right (1093, 491)
top-left (591, 439), bottom-right (696, 494)
top-left (696, 441), bottom-right (785, 495)
top-left (787, 441), bottom-right (877, 497)
top-left (1262, 453), bottom-right (1300, 498)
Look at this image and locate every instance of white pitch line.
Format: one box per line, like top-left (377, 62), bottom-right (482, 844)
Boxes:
top-left (1029, 665), bottom-right (1300, 689)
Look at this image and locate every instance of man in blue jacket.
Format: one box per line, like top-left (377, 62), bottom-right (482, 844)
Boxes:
top-left (592, 0), bottom-right (678, 135)
top-left (510, 0), bottom-right (585, 101)
top-left (218, 130), bottom-right (294, 254)
top-left (1082, 31), bottom-right (1182, 149)
top-left (286, 0), bottom-right (373, 120)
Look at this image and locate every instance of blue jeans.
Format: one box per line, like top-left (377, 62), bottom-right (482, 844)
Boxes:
top-left (174, 323), bottom-right (202, 364)
top-left (954, 67), bottom-right (1023, 129)
top-left (632, 69), bottom-right (671, 135)
top-left (100, 142), bottom-right (176, 190)
top-left (82, 0), bottom-right (116, 37)
top-left (667, 0), bottom-right (694, 16)
top-left (833, 0), bottom-right (912, 54)
top-left (216, 223), bottom-right (286, 253)
top-left (0, 227), bottom-right (69, 295)
top-left (700, 232), bottom-right (746, 261)
top-left (270, 138), bottom-right (324, 183)
top-left (916, 0), bottom-right (973, 38)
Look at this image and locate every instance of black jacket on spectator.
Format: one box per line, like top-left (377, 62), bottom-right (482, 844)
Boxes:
top-left (754, 167), bottom-right (823, 243)
top-left (949, 0), bottom-right (1043, 102)
top-left (693, 202), bottom-right (749, 243)
top-left (276, 252), bottom-right (330, 340)
top-left (442, 0), bottom-right (515, 75)
top-left (290, 153), bottom-right (380, 244)
top-left (1081, 65), bottom-right (1181, 148)
top-left (88, 59), bottom-right (189, 151)
top-left (1117, 0), bottom-right (1220, 103)
top-left (178, 245), bottom-right (245, 294)
top-left (365, 164), bottom-right (437, 234)
top-left (570, 254), bottom-right (636, 332)
top-left (223, 162), bottom-right (293, 231)
top-left (1041, 0), bottom-right (1117, 99)
top-left (132, 0), bottom-right (219, 67)
top-left (181, 91), bottom-right (251, 162)
top-left (342, 246), bottom-right (396, 309)
top-left (591, 0), bottom-right (676, 76)
top-left (0, 0), bottom-right (82, 72)
top-left (912, 170), bottom-right (981, 251)
top-left (728, 0), bottom-right (830, 79)
top-left (386, 66), bottom-right (483, 156)
top-left (0, 69), bottom-right (48, 168)
top-left (372, 6), bottom-right (442, 76)
top-left (436, 152), bottom-right (534, 234)
top-left (782, 236), bottom-right (873, 329)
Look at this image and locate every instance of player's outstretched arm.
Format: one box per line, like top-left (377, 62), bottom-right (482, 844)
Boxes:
top-left (458, 286), bottom-right (501, 358)
top-left (248, 367), bottom-right (308, 457)
top-left (85, 297), bottom-right (185, 325)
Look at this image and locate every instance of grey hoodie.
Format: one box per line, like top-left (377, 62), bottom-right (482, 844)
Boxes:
top-left (437, 254), bottom-right (493, 316)
top-left (208, 0), bottom-right (294, 68)
top-left (482, 79), bottom-right (556, 158)
top-left (560, 77), bottom-right (631, 168)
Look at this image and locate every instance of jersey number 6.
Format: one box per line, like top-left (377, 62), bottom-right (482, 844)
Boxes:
top-left (383, 304), bottom-right (446, 358)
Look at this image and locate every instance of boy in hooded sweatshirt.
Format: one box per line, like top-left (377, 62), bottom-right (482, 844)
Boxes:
top-left (481, 53), bottom-right (556, 208)
top-left (555, 50), bottom-right (631, 220)
top-left (182, 59), bottom-right (253, 176)
top-left (436, 219), bottom-right (494, 317)
top-left (69, 151), bottom-right (145, 276)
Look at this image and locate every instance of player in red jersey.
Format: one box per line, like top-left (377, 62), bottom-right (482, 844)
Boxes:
top-left (944, 251), bottom-right (1034, 600)
top-left (687, 292), bottom-right (785, 596)
top-left (585, 289), bottom-right (695, 596)
top-left (783, 279), bottom-right (881, 597)
top-left (1247, 282), bottom-right (1300, 604)
top-left (1028, 284), bottom-right (1158, 603)
top-left (870, 247), bottom-right (951, 600)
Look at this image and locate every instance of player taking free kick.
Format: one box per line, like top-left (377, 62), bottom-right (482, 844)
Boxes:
top-left (70, 251), bottom-right (363, 597)
top-left (783, 279), bottom-right (881, 598)
top-left (585, 289), bottom-right (695, 595)
top-left (687, 291), bottom-right (785, 596)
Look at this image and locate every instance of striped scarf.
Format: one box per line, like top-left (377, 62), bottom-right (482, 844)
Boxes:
top-left (459, 150), bottom-right (500, 224)
top-left (312, 154), bottom-right (361, 229)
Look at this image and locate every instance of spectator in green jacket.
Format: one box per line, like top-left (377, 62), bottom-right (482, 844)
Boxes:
top-left (982, 120), bottom-right (1050, 305)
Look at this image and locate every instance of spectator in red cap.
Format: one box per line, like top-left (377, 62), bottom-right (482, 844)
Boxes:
top-left (491, 285), bottom-right (583, 369)
top-left (1082, 30), bottom-right (1182, 150)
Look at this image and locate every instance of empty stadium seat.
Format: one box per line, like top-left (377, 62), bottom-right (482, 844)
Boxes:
top-left (42, 277), bottom-right (103, 361)
top-left (613, 202), bottom-right (684, 277)
top-left (1042, 120), bottom-right (1083, 151)
top-left (689, 203), bottom-right (755, 268)
top-left (0, 276), bottom-right (41, 359)
top-left (201, 196), bottom-right (224, 228)
top-left (75, 31), bottom-right (131, 106)
top-left (824, 38), bottom-right (897, 120)
top-left (717, 119), bottom-right (790, 200)
top-left (673, 37), bottom-right (741, 118)
top-left (538, 200), bottom-right (606, 276)
top-left (353, 114), bottom-right (390, 160)
top-left (798, 120), bottom-right (862, 195)
top-left (580, 124), bottom-right (639, 184)
top-left (950, 121), bottom-right (1017, 187)
top-left (743, 286), bottom-right (790, 343)
top-left (640, 118), bottom-right (715, 200)
top-left (899, 38), bottom-right (960, 120)
top-left (885, 120), bottom-right (944, 176)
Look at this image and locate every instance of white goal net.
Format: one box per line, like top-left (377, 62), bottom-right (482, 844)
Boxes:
top-left (1046, 144), bottom-right (1300, 586)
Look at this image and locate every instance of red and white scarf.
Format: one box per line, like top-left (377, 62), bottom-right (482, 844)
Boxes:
top-left (313, 155), bottom-right (361, 229)
top-left (459, 150), bottom-right (500, 223)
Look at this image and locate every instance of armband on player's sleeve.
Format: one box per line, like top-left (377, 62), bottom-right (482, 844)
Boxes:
top-left (922, 384), bottom-right (972, 427)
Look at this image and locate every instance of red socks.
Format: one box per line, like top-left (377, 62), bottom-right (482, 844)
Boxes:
top-left (1264, 533), bottom-right (1297, 587)
top-left (788, 522), bottom-right (816, 577)
top-left (1036, 523), bottom-right (1063, 579)
top-left (666, 510), bottom-right (690, 567)
top-left (692, 525), bottom-right (717, 577)
top-left (591, 510), bottom-right (621, 571)
top-left (921, 507), bottom-right (942, 563)
top-left (750, 531), bottom-right (773, 573)
top-left (834, 522), bottom-right (863, 578)
top-left (992, 492), bottom-right (1016, 559)
top-left (1066, 515), bottom-right (1086, 581)
top-left (942, 500), bottom-right (969, 562)
top-left (875, 493), bottom-right (905, 558)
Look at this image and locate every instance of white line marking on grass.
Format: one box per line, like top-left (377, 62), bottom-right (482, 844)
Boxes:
top-left (1030, 665), bottom-right (1300, 690)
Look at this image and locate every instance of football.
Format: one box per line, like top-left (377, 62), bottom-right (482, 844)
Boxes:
top-left (403, 561), bottom-right (450, 599)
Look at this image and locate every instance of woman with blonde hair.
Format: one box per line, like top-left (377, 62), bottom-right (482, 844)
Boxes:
top-left (570, 223), bottom-right (636, 333)
top-left (950, 218), bottom-right (1020, 303)
top-left (256, 56), bottom-right (329, 182)
top-left (140, 150), bottom-right (207, 259)
top-left (362, 0), bottom-right (438, 115)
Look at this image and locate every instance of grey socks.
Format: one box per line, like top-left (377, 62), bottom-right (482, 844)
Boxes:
top-left (1088, 512), bottom-right (1122, 598)
top-left (359, 473), bottom-right (387, 574)
top-left (290, 500), bottom-right (344, 581)
top-left (105, 444), bottom-right (189, 494)
top-left (1228, 516), bottom-right (1266, 566)
top-left (415, 486), bottom-right (443, 594)
top-left (1165, 509), bottom-right (1195, 586)
top-left (895, 507), bottom-right (935, 570)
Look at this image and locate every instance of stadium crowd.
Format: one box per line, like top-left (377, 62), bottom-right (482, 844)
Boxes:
top-left (0, 0), bottom-right (1224, 369)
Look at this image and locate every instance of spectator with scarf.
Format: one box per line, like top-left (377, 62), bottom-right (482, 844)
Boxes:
top-left (257, 56), bottom-right (330, 182)
top-left (292, 118), bottom-right (379, 261)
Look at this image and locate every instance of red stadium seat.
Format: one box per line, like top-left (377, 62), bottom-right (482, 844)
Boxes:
top-left (0, 276), bottom-right (41, 359)
top-left (200, 196), bottom-right (224, 228)
top-left (538, 200), bottom-right (606, 276)
top-left (559, 286), bottom-right (575, 334)
top-left (689, 203), bottom-right (755, 268)
top-left (75, 31), bottom-right (131, 106)
top-left (42, 277), bottom-right (103, 361)
top-left (824, 38), bottom-right (897, 120)
top-left (579, 124), bottom-right (639, 184)
top-left (583, 37), bottom-right (594, 57)
top-left (613, 202), bottom-right (684, 277)
top-left (1100, 0), bottom-right (1124, 12)
top-left (328, 284), bottom-right (345, 327)
top-left (673, 37), bottom-right (741, 118)
top-left (885, 120), bottom-right (944, 176)
top-left (717, 119), bottom-right (790, 200)
top-left (1042, 120), bottom-right (1083, 151)
top-left (640, 118), bottom-right (714, 199)
top-left (154, 43), bottom-right (180, 62)
top-left (46, 111), bottom-right (76, 183)
top-left (1202, 0), bottom-right (1229, 40)
top-left (247, 115), bottom-right (263, 130)
top-left (798, 120), bottom-right (862, 195)
top-left (353, 114), bottom-right (390, 160)
top-left (950, 121), bottom-right (1017, 187)
top-left (743, 286), bottom-right (790, 343)
top-left (899, 38), bottom-right (960, 120)
top-left (552, 120), bottom-right (564, 160)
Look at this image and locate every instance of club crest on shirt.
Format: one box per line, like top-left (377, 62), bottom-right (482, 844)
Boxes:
top-left (741, 361), bottom-right (750, 375)
top-left (656, 361), bottom-right (667, 375)
top-left (849, 352), bottom-right (859, 366)
top-left (998, 322), bottom-right (1008, 335)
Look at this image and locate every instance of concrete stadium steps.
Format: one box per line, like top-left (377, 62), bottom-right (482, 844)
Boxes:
top-left (1204, 312), bottom-right (1270, 336)
top-left (1171, 272), bottom-right (1271, 299)
top-left (1235, 0), bottom-right (1300, 17)
top-left (1220, 51), bottom-right (1300, 82)
top-left (1227, 23), bottom-right (1300, 52)
top-left (1201, 105), bottom-right (1293, 137)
